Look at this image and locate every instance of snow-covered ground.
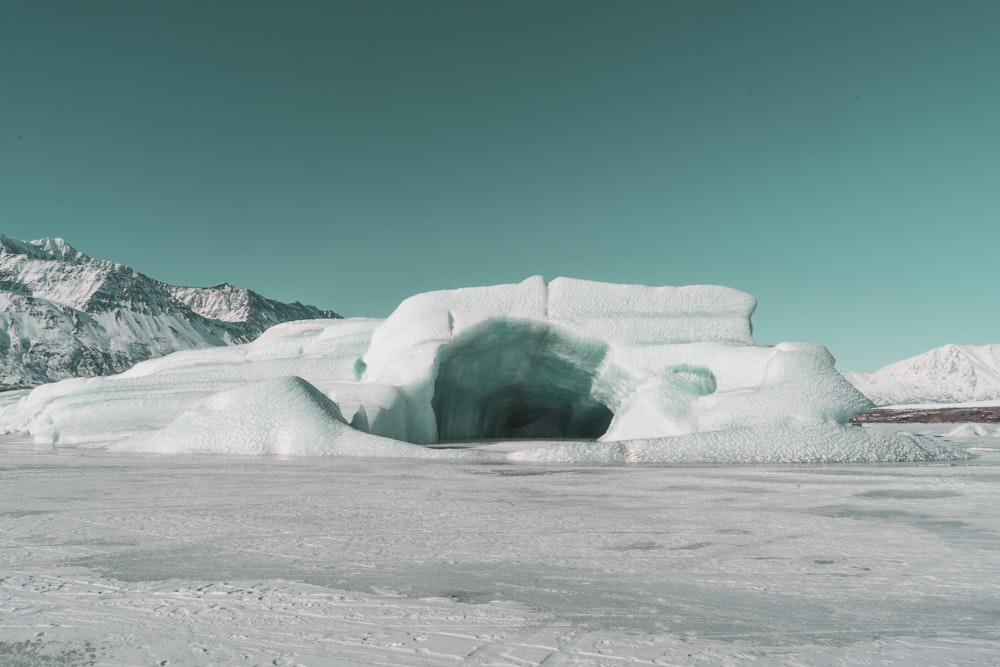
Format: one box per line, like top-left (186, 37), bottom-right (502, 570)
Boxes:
top-left (3, 428), bottom-right (1000, 666)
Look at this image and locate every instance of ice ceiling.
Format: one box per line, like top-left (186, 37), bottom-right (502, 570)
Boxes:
top-left (0, 277), bottom-right (964, 463)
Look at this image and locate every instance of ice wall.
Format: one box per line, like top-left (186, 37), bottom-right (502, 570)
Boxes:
top-left (0, 277), bottom-right (963, 463)
top-left (357, 276), bottom-right (764, 443)
top-left (356, 277), bottom-right (867, 446)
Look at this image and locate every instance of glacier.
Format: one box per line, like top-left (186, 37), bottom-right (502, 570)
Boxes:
top-left (0, 277), bottom-right (963, 463)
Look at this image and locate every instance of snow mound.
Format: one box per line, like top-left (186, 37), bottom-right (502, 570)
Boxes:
top-left (0, 277), bottom-right (968, 463)
top-left (114, 376), bottom-right (488, 460)
top-left (945, 423), bottom-right (992, 439)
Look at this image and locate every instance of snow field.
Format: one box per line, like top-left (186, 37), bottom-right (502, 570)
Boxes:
top-left (2, 438), bottom-right (999, 665)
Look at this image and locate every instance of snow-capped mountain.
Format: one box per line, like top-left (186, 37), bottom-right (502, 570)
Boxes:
top-left (844, 344), bottom-right (1000, 406)
top-left (0, 234), bottom-right (340, 389)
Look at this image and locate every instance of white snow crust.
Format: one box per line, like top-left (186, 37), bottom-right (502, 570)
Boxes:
top-left (944, 422), bottom-right (1000, 439)
top-left (0, 277), bottom-right (962, 463)
top-left (0, 437), bottom-right (996, 665)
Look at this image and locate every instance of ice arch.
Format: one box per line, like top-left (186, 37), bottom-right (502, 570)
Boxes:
top-left (431, 320), bottom-right (614, 441)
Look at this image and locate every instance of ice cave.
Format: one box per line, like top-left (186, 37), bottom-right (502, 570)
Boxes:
top-left (431, 319), bottom-right (614, 441)
top-left (0, 276), bottom-right (964, 462)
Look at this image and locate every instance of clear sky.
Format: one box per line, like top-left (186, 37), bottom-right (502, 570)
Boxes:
top-left (2, 0), bottom-right (998, 372)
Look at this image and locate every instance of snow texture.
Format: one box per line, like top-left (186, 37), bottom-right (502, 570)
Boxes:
top-left (845, 343), bottom-right (1000, 406)
top-left (0, 234), bottom-right (340, 389)
top-left (944, 422), bottom-right (1000, 439)
top-left (0, 277), bottom-right (962, 463)
top-left (0, 436), bottom-right (994, 665)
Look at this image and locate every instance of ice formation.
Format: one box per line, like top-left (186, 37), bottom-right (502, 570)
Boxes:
top-left (0, 277), bottom-right (963, 463)
top-left (945, 423), bottom-right (994, 439)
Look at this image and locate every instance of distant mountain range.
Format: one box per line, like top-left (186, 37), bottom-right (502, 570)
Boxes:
top-left (0, 235), bottom-right (340, 389)
top-left (844, 344), bottom-right (1000, 406)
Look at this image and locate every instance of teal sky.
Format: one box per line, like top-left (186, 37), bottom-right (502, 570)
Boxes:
top-left (2, 1), bottom-right (999, 372)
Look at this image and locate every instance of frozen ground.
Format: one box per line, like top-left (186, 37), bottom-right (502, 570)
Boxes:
top-left (2, 428), bottom-right (1000, 666)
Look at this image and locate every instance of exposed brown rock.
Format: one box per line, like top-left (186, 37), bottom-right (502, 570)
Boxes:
top-left (850, 406), bottom-right (1000, 424)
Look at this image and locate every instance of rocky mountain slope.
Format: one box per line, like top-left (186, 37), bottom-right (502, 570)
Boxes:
top-left (0, 235), bottom-right (339, 389)
top-left (844, 344), bottom-right (1000, 406)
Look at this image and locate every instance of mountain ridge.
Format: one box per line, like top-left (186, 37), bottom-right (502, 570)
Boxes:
top-left (0, 234), bottom-right (340, 389)
top-left (845, 343), bottom-right (1000, 406)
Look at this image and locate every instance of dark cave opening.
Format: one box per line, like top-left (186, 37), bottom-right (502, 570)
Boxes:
top-left (431, 320), bottom-right (613, 441)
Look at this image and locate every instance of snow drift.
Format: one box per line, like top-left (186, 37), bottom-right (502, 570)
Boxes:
top-left (0, 277), bottom-right (963, 463)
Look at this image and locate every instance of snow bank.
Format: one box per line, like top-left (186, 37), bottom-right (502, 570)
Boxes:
top-left (0, 277), bottom-right (966, 463)
top-left (945, 423), bottom-right (993, 438)
top-left (506, 424), bottom-right (960, 464)
top-left (113, 376), bottom-right (487, 460)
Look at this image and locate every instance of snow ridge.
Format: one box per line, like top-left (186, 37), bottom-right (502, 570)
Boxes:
top-left (0, 234), bottom-right (340, 389)
top-left (845, 343), bottom-right (1000, 406)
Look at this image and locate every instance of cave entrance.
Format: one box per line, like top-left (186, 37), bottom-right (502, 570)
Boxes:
top-left (431, 319), bottom-right (614, 442)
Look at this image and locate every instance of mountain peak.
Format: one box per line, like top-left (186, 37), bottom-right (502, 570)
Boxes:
top-left (0, 235), bottom-right (91, 263)
top-left (0, 235), bottom-right (342, 389)
top-left (846, 343), bottom-right (1000, 406)
top-left (29, 237), bottom-right (91, 263)
top-left (0, 233), bottom-right (48, 259)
